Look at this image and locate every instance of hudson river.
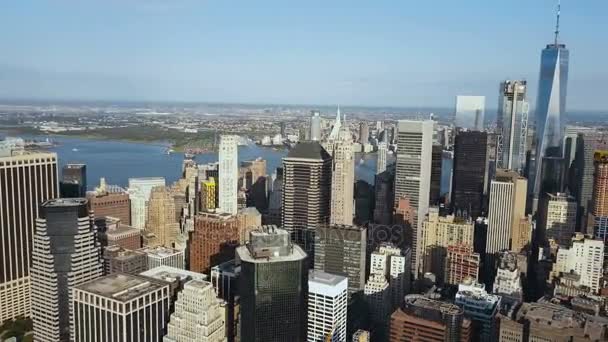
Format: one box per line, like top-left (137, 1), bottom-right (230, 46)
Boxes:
top-left (7, 134), bottom-right (452, 194)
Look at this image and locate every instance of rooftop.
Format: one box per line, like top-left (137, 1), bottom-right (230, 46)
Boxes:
top-left (139, 246), bottom-right (183, 258)
top-left (76, 273), bottom-right (167, 302)
top-left (309, 270), bottom-right (347, 287)
top-left (404, 294), bottom-right (463, 316)
top-left (285, 141), bottom-right (331, 160)
top-left (42, 198), bottom-right (87, 207)
top-left (140, 265), bottom-right (207, 282)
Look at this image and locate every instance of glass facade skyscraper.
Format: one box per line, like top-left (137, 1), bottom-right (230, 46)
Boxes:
top-left (534, 41), bottom-right (569, 195)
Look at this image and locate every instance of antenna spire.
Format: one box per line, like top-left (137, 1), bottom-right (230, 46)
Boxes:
top-left (554, 0), bottom-right (561, 45)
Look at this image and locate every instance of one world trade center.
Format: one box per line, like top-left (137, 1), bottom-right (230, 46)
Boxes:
top-left (533, 1), bottom-right (569, 199)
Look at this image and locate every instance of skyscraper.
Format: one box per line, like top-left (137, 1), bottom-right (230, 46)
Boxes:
top-left (146, 186), bottom-right (180, 247)
top-left (88, 180), bottom-right (131, 225)
top-left (60, 163), bottom-right (87, 198)
top-left (359, 122), bottom-right (369, 144)
top-left (311, 111), bottom-right (322, 141)
top-left (430, 144), bottom-right (442, 205)
top-left (573, 133), bottom-right (608, 231)
top-left (486, 170), bottom-right (527, 254)
top-left (282, 141), bottom-right (332, 256)
top-left (330, 126), bottom-right (354, 226)
top-left (533, 3), bottom-right (570, 196)
top-left (497, 80), bottom-right (529, 173)
top-left (314, 224), bottom-right (367, 296)
top-left (451, 131), bottom-right (489, 219)
top-left (554, 233), bottom-right (604, 294)
top-left (73, 273), bottom-right (170, 342)
top-left (373, 165), bottom-right (394, 225)
top-left (128, 177), bottom-right (166, 229)
top-left (307, 270), bottom-right (348, 342)
top-left (455, 96), bottom-right (485, 131)
top-left (219, 135), bottom-right (239, 215)
top-left (394, 120), bottom-right (433, 277)
top-left (592, 151), bottom-right (608, 241)
top-left (31, 199), bottom-right (103, 342)
top-left (0, 152), bottom-right (58, 323)
top-left (539, 192), bottom-right (577, 246)
top-left (190, 212), bottom-right (239, 273)
top-left (377, 141), bottom-right (388, 175)
top-left (164, 279), bottom-right (227, 342)
top-left (236, 226), bottom-right (308, 342)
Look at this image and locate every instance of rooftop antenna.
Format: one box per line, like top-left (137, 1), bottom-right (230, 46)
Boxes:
top-left (554, 0), bottom-right (561, 45)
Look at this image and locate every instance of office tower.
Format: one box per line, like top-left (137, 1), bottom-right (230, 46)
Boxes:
top-left (420, 208), bottom-right (474, 283)
top-left (373, 166), bottom-right (394, 225)
top-left (330, 127), bottom-right (355, 226)
top-left (140, 246), bottom-right (185, 270)
top-left (311, 110), bottom-right (322, 141)
top-left (451, 131), bottom-right (489, 219)
top-left (455, 95), bottom-right (485, 130)
top-left (430, 144), bottom-right (442, 205)
top-left (365, 244), bottom-right (411, 327)
top-left (314, 225), bottom-right (366, 295)
top-left (308, 270), bottom-right (348, 342)
top-left (201, 177), bottom-right (217, 211)
top-left (533, 3), bottom-right (570, 196)
top-left (354, 180), bottom-right (373, 224)
top-left (282, 141), bottom-right (332, 256)
top-left (60, 163), bottom-right (86, 198)
top-left (128, 177), bottom-right (166, 229)
top-left (73, 273), bottom-right (170, 342)
top-left (573, 133), bottom-right (608, 231)
top-left (146, 186), bottom-right (180, 247)
top-left (96, 216), bottom-right (141, 250)
top-left (563, 126), bottom-right (596, 172)
top-left (359, 122), bottom-right (369, 144)
top-left (219, 135), bottom-right (239, 215)
top-left (0, 152), bottom-right (58, 323)
top-left (266, 167), bottom-right (283, 225)
top-left (394, 120), bottom-right (433, 277)
top-left (377, 141), bottom-right (387, 175)
top-left (539, 192), bottom-right (577, 245)
top-left (445, 245), bottom-right (480, 287)
top-left (31, 199), bottom-right (103, 342)
top-left (240, 158), bottom-right (268, 210)
top-left (190, 212), bottom-right (239, 273)
top-left (492, 251), bottom-right (524, 300)
top-left (210, 260), bottom-right (240, 342)
top-left (592, 151), bottom-right (608, 240)
top-left (454, 279), bottom-right (501, 342)
top-left (237, 207), bottom-right (262, 244)
top-left (497, 80), bottom-right (529, 173)
top-left (164, 279), bottom-right (226, 342)
top-left (236, 226), bottom-right (308, 342)
top-left (87, 178), bottom-right (131, 224)
top-left (102, 246), bottom-right (147, 275)
top-left (486, 170), bottom-right (527, 254)
top-left (554, 233), bottom-right (604, 294)
top-left (513, 216), bottom-right (533, 254)
top-left (389, 295), bottom-right (472, 342)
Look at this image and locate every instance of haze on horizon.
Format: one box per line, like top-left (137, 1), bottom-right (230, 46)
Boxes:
top-left (1, 0), bottom-right (607, 111)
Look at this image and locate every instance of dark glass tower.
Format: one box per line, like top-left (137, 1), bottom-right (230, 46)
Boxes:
top-left (60, 163), bottom-right (87, 198)
top-left (533, 3), bottom-right (569, 197)
top-left (451, 131), bottom-right (489, 219)
top-left (31, 199), bottom-right (103, 342)
top-left (236, 226), bottom-right (308, 342)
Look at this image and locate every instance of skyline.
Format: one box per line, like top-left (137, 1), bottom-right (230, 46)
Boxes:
top-left (1, 1), bottom-right (607, 111)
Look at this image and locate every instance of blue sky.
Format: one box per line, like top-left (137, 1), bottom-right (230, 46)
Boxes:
top-left (0, 0), bottom-right (607, 110)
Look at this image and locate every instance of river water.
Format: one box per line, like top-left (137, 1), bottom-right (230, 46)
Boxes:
top-left (8, 134), bottom-right (452, 194)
